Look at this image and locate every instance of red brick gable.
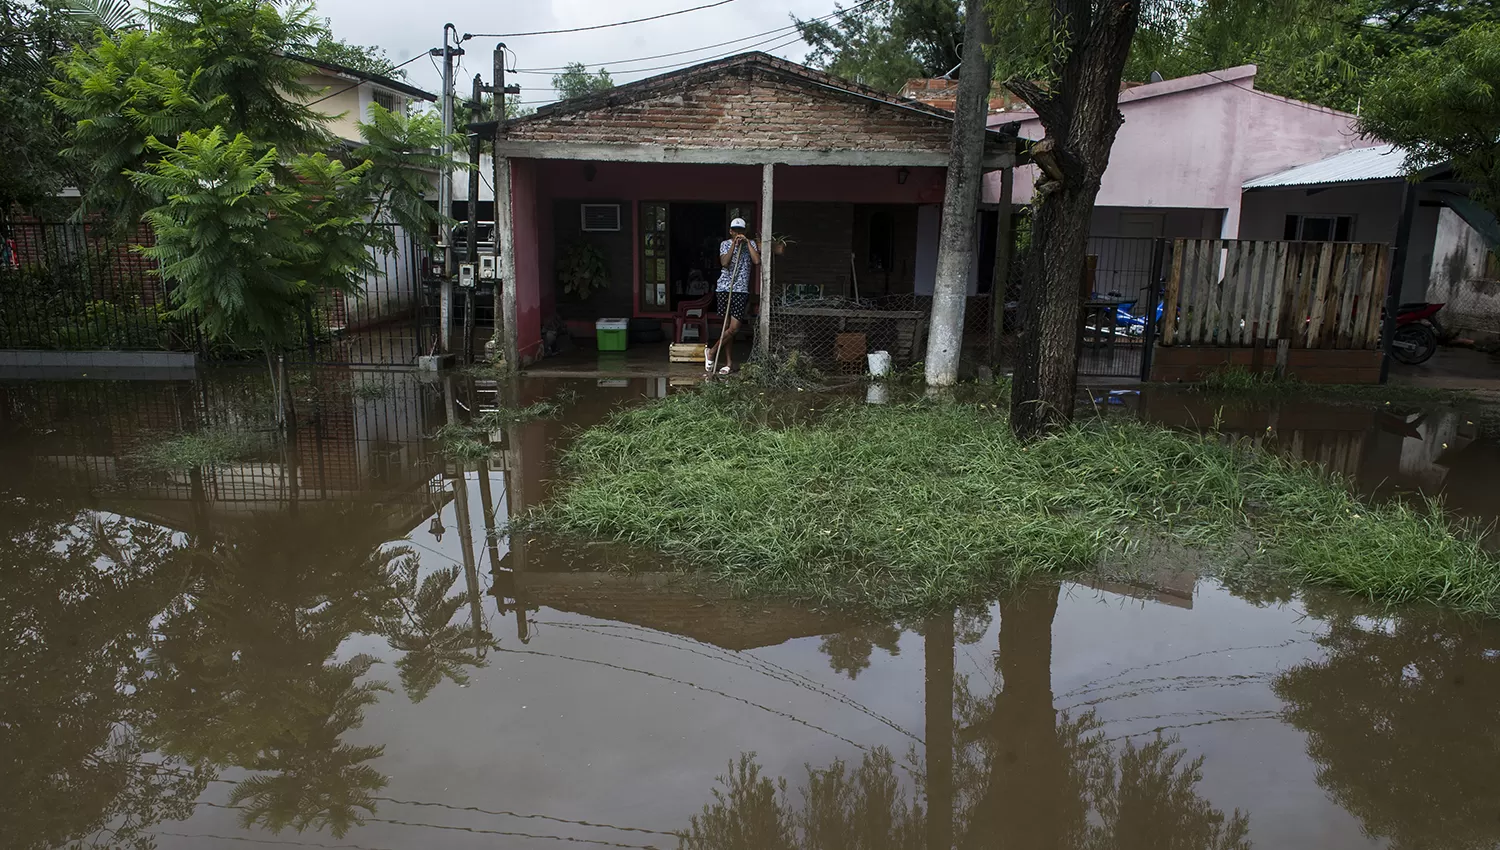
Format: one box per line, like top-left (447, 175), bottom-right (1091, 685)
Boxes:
top-left (503, 52), bottom-right (1009, 156)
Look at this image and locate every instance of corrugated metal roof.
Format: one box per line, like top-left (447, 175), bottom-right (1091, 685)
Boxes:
top-left (1242, 144), bottom-right (1413, 189)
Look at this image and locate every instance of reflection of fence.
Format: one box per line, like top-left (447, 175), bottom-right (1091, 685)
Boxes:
top-left (1161, 239), bottom-right (1391, 349)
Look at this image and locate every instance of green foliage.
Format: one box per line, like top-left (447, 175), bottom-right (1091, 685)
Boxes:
top-left (796, 0), bottom-right (962, 91)
top-left (435, 401), bottom-right (564, 461)
top-left (1360, 23), bottom-right (1500, 217)
top-left (49, 0), bottom-right (333, 226)
top-left (540, 392), bottom-right (1500, 615)
top-left (551, 62), bottom-right (614, 100)
top-left (128, 426), bottom-right (266, 473)
top-left (131, 128), bottom-right (374, 350)
top-left (301, 28), bottom-right (406, 80)
top-left (0, 0), bottom-right (90, 217)
top-left (354, 103), bottom-right (463, 241)
top-left (557, 241), bottom-right (611, 300)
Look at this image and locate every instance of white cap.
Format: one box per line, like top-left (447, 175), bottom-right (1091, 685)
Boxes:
top-left (729, 217), bottom-right (747, 229)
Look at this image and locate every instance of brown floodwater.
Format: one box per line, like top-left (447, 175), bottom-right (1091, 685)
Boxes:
top-left (6, 369), bottom-right (1500, 850)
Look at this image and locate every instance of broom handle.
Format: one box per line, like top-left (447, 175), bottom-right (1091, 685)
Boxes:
top-left (710, 238), bottom-right (749, 376)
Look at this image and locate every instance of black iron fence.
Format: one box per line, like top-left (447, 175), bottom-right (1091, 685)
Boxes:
top-left (0, 220), bottom-right (200, 352)
top-left (1, 221), bottom-right (427, 365)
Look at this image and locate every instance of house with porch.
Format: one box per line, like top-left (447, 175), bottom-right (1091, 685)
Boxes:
top-left (484, 52), bottom-right (1018, 366)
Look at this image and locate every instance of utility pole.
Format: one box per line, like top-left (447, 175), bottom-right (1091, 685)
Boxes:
top-left (924, 0), bottom-right (993, 386)
top-left (434, 23), bottom-right (460, 356)
top-left (464, 71), bottom-right (484, 364)
top-left (493, 42), bottom-right (521, 369)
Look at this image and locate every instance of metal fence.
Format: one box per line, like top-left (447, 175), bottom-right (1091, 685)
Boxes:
top-left (0, 220), bottom-right (199, 352)
top-left (1, 221), bottom-right (430, 365)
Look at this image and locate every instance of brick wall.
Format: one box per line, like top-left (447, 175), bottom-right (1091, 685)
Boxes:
top-left (506, 66), bottom-right (960, 155)
top-left (773, 202), bottom-right (854, 297)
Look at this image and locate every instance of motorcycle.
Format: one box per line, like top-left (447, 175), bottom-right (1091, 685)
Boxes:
top-left (1388, 302), bottom-right (1444, 365)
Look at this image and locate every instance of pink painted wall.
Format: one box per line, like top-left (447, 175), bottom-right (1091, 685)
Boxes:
top-left (511, 158), bottom-right (544, 362)
top-left (983, 66), bottom-right (1376, 237)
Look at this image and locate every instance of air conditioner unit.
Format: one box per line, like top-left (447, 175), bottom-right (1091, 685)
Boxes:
top-left (478, 255), bottom-right (497, 280)
top-left (581, 203), bottom-right (622, 232)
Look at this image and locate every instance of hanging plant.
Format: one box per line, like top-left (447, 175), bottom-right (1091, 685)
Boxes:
top-left (558, 241), bottom-right (611, 300)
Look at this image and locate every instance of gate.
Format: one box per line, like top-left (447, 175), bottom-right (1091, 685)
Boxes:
top-left (1077, 236), bottom-right (1164, 379)
top-left (288, 225), bottom-right (432, 368)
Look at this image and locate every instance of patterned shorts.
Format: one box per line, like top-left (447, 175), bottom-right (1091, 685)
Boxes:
top-left (717, 291), bottom-right (750, 320)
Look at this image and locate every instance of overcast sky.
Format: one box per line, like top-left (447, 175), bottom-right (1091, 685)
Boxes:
top-left (312, 0), bottom-right (836, 105)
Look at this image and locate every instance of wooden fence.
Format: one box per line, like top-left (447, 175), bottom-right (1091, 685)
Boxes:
top-left (1160, 239), bottom-right (1392, 349)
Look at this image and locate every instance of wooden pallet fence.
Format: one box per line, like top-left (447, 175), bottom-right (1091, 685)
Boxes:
top-left (1159, 239), bottom-right (1391, 349)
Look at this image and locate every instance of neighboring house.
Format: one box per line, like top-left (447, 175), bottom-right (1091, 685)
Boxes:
top-left (1243, 145), bottom-right (1500, 336)
top-left (292, 56), bottom-right (437, 146)
top-left (483, 51), bottom-right (1018, 365)
top-left (981, 65), bottom-right (1372, 240)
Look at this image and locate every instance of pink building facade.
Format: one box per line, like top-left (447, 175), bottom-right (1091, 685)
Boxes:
top-left (983, 65), bottom-right (1376, 241)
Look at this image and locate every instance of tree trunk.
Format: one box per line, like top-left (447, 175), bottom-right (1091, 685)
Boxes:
top-left (1008, 0), bottom-right (1140, 438)
top-left (924, 0), bottom-right (992, 386)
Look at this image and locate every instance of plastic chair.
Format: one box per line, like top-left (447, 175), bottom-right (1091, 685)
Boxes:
top-left (675, 293), bottom-right (713, 343)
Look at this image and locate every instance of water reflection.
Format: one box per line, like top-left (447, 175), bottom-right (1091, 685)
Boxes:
top-left (11, 371), bottom-right (1500, 849)
top-left (681, 589), bottom-right (1250, 850)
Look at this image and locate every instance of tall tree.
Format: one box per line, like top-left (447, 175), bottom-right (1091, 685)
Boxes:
top-left (1358, 23), bottom-right (1500, 219)
top-left (998, 0), bottom-right (1142, 437)
top-left (0, 0), bottom-right (90, 221)
top-left (924, 0), bottom-right (992, 386)
top-left (301, 28), bottom-right (406, 79)
top-left (552, 62), bottom-right (614, 100)
top-left (796, 0), bottom-right (964, 91)
top-left (50, 0), bottom-right (332, 227)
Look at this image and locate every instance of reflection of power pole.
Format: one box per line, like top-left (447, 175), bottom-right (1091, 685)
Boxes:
top-left (503, 388), bottom-right (529, 642)
top-left (925, 610), bottom-right (955, 849)
top-left (451, 457), bottom-right (485, 646)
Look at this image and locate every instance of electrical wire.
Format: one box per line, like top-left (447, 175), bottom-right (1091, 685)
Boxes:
top-left (306, 52), bottom-right (429, 106)
top-left (510, 0), bottom-right (879, 74)
top-left (465, 0), bottom-right (741, 39)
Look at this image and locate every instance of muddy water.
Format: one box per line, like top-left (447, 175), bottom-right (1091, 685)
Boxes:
top-left (6, 371), bottom-right (1500, 849)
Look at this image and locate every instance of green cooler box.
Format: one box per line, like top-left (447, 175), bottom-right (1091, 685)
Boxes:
top-left (596, 318), bottom-right (629, 352)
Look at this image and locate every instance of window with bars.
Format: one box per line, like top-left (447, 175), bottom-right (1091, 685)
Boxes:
top-left (372, 90), bottom-right (399, 114)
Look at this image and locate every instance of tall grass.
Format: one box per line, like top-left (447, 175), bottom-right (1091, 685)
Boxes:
top-left (538, 392), bottom-right (1500, 615)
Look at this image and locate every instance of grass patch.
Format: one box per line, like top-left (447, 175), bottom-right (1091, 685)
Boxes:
top-left (1177, 366), bottom-right (1474, 407)
top-left (130, 428), bottom-right (266, 473)
top-left (435, 401), bottom-right (565, 461)
top-left (536, 391), bottom-right (1500, 615)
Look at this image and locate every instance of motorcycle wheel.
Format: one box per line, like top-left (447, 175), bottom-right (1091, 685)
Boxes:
top-left (1391, 324), bottom-right (1437, 365)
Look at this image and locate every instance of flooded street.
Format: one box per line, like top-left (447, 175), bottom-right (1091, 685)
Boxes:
top-left (7, 370), bottom-right (1500, 849)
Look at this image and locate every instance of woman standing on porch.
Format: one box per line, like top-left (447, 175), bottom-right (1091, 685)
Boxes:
top-left (708, 217), bottom-right (759, 374)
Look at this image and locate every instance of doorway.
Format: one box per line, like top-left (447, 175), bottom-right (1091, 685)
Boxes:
top-left (670, 203), bottom-right (727, 309)
top-left (639, 201), bottom-right (756, 313)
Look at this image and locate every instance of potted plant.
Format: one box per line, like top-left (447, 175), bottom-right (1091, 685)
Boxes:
top-left (770, 233), bottom-right (795, 256)
top-left (558, 241), bottom-right (610, 300)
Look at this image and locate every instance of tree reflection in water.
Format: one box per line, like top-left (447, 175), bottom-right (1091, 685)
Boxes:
top-left (682, 585), bottom-right (1250, 850)
top-left (3, 494), bottom-right (494, 848)
top-left (1273, 596), bottom-right (1500, 850)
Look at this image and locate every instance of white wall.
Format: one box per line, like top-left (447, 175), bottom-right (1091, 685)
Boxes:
top-left (1426, 207), bottom-right (1500, 337)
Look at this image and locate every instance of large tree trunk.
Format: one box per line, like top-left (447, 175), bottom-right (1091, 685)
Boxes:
top-left (924, 0), bottom-right (992, 386)
top-left (1008, 0), bottom-right (1140, 438)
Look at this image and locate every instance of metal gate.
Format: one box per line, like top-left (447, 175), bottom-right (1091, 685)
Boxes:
top-left (287, 225), bottom-right (433, 368)
top-left (1077, 237), bottom-right (1165, 379)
